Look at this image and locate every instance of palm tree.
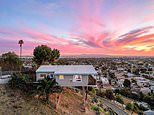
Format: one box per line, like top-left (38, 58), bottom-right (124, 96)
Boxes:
top-left (18, 40), bottom-right (24, 58)
top-left (37, 77), bottom-right (58, 102)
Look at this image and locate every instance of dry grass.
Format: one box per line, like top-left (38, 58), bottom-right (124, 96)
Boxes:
top-left (0, 85), bottom-right (57, 115)
top-left (50, 87), bottom-right (95, 115)
top-left (0, 85), bottom-right (96, 115)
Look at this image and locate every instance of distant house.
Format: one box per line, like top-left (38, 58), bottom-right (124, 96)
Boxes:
top-left (0, 75), bottom-right (11, 84)
top-left (140, 87), bottom-right (151, 94)
top-left (116, 76), bottom-right (125, 87)
top-left (137, 102), bottom-right (149, 109)
top-left (135, 77), bottom-right (150, 87)
top-left (150, 86), bottom-right (154, 93)
top-left (127, 73), bottom-right (135, 77)
top-left (100, 77), bottom-right (109, 85)
top-left (117, 67), bottom-right (124, 73)
top-left (144, 110), bottom-right (154, 115)
top-left (36, 65), bottom-right (97, 87)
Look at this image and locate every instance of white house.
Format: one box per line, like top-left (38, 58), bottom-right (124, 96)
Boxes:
top-left (140, 87), bottom-right (151, 94)
top-left (134, 77), bottom-right (150, 87)
top-left (150, 86), bottom-right (154, 93)
top-left (0, 75), bottom-right (11, 84)
top-left (36, 65), bottom-right (98, 87)
top-left (100, 77), bottom-right (109, 85)
top-left (117, 67), bottom-right (124, 73)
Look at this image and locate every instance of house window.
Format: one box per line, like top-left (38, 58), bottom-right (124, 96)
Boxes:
top-left (49, 74), bottom-right (54, 79)
top-left (73, 75), bottom-right (82, 82)
top-left (40, 74), bottom-right (46, 78)
top-left (59, 75), bottom-right (64, 80)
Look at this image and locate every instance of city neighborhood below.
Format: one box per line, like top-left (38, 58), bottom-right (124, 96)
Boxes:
top-left (0, 54), bottom-right (154, 115)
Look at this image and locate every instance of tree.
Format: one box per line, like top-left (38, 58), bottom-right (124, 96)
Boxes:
top-left (123, 79), bottom-right (131, 88)
top-left (0, 52), bottom-right (22, 71)
top-left (33, 45), bottom-right (52, 65)
top-left (131, 79), bottom-right (137, 85)
top-left (116, 95), bottom-right (124, 104)
top-left (18, 40), bottom-right (24, 57)
top-left (33, 45), bottom-right (60, 65)
top-left (105, 89), bottom-right (115, 100)
top-left (109, 72), bottom-right (116, 79)
top-left (126, 103), bottom-right (134, 110)
top-left (114, 89), bottom-right (120, 95)
top-left (119, 88), bottom-right (132, 97)
top-left (37, 77), bottom-right (58, 102)
top-left (51, 49), bottom-right (60, 62)
top-left (89, 87), bottom-right (96, 97)
top-left (139, 92), bottom-right (144, 101)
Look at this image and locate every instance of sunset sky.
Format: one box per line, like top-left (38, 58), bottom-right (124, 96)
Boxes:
top-left (0, 0), bottom-right (154, 56)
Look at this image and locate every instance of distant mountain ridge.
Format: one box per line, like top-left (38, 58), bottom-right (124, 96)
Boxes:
top-left (61, 54), bottom-right (111, 58)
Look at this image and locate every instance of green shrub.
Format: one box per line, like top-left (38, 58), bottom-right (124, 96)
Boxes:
top-left (91, 106), bottom-right (99, 111)
top-left (89, 87), bottom-right (96, 97)
top-left (8, 73), bottom-right (34, 93)
top-left (96, 89), bottom-right (105, 97)
top-left (91, 106), bottom-right (104, 115)
top-left (133, 103), bottom-right (139, 112)
top-left (8, 73), bottom-right (26, 90)
top-left (126, 103), bottom-right (134, 110)
top-left (116, 95), bottom-right (124, 104)
top-left (105, 90), bottom-right (115, 100)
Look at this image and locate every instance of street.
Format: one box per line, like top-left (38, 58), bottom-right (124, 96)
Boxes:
top-left (98, 97), bottom-right (129, 115)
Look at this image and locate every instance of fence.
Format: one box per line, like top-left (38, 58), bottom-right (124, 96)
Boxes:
top-left (2, 71), bottom-right (20, 75)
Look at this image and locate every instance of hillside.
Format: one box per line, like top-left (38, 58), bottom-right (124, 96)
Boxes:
top-left (0, 85), bottom-right (57, 115)
top-left (50, 88), bottom-right (95, 115)
top-left (0, 85), bottom-right (96, 115)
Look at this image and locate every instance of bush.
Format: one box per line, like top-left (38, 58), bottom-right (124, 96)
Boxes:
top-left (114, 89), bottom-right (120, 94)
top-left (8, 73), bottom-right (34, 93)
top-left (91, 106), bottom-right (104, 115)
top-left (133, 103), bottom-right (139, 112)
top-left (126, 103), bottom-right (134, 110)
top-left (105, 90), bottom-right (115, 100)
top-left (91, 106), bottom-right (99, 111)
top-left (92, 97), bottom-right (98, 103)
top-left (116, 95), bottom-right (124, 104)
top-left (8, 73), bottom-right (27, 90)
top-left (143, 95), bottom-right (151, 104)
top-left (123, 79), bottom-right (131, 88)
top-left (96, 89), bottom-right (105, 97)
top-left (89, 87), bottom-right (96, 97)
top-left (119, 88), bottom-right (131, 97)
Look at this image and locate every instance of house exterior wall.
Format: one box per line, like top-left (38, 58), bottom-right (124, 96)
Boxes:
top-left (55, 74), bottom-right (88, 86)
top-left (36, 72), bottom-right (54, 81)
top-left (36, 72), bottom-right (89, 86)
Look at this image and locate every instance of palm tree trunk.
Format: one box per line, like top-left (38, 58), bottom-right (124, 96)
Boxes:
top-left (20, 46), bottom-right (22, 58)
top-left (19, 45), bottom-right (22, 71)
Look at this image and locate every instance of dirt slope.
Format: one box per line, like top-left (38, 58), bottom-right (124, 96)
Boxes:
top-left (0, 85), bottom-right (95, 115)
top-left (0, 85), bottom-right (57, 115)
top-left (50, 88), bottom-right (95, 115)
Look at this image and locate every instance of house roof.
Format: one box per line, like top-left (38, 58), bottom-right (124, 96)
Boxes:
top-left (144, 110), bottom-right (154, 115)
top-left (36, 65), bottom-right (97, 75)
